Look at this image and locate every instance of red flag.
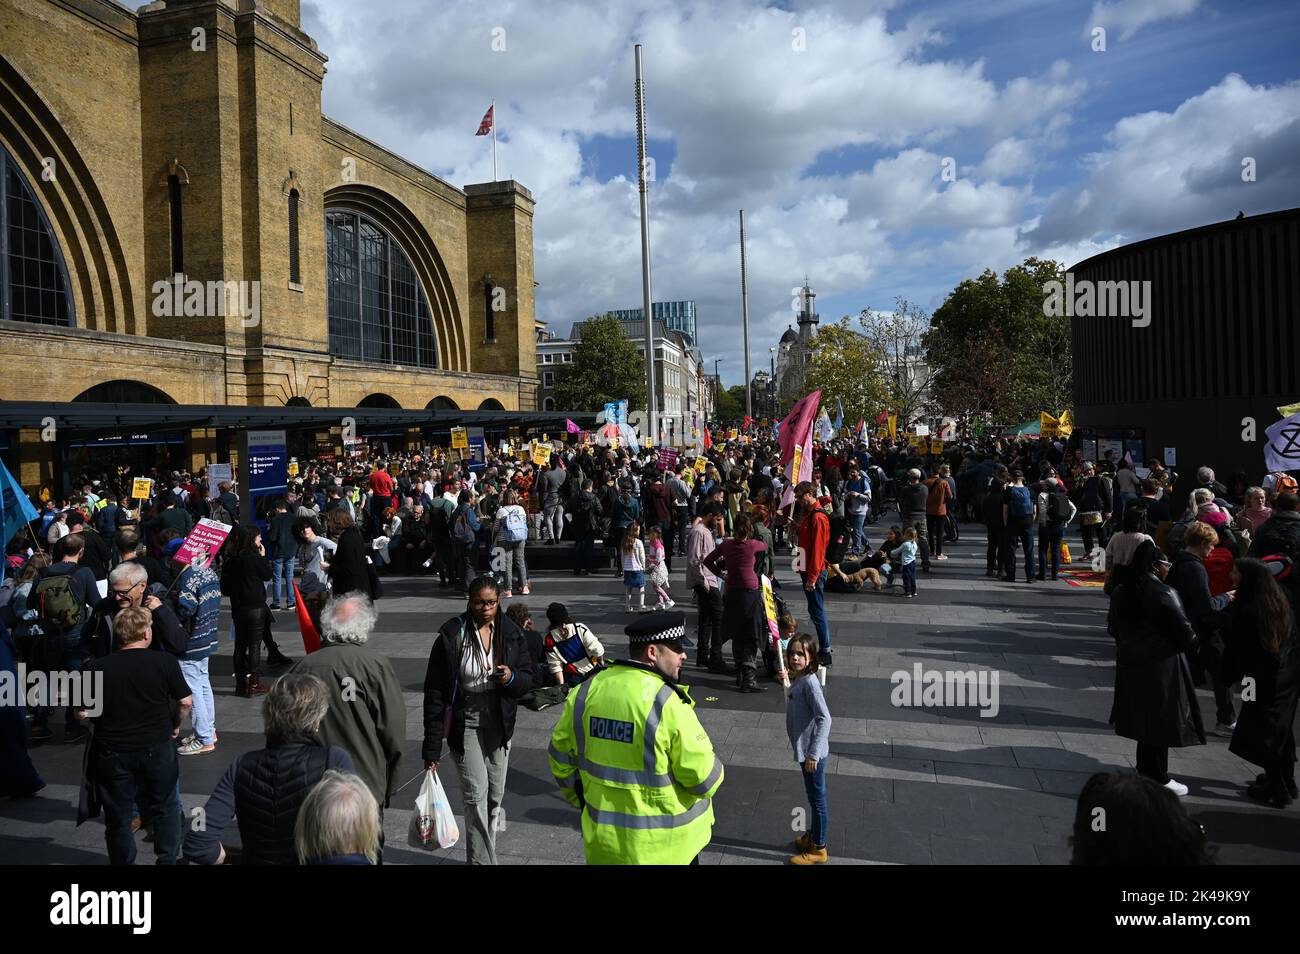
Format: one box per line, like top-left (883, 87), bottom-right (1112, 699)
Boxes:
top-left (475, 104), bottom-right (494, 136)
top-left (742, 415), bottom-right (753, 432)
top-left (293, 580), bottom-right (321, 654)
top-left (703, 427), bottom-right (712, 449)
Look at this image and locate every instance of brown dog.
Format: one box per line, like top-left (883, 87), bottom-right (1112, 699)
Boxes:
top-left (831, 564), bottom-right (883, 591)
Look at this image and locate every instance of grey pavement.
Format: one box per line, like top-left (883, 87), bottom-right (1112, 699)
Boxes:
top-left (4, 521), bottom-right (1298, 865)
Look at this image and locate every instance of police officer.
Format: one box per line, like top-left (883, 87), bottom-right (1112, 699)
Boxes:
top-left (549, 611), bottom-right (724, 865)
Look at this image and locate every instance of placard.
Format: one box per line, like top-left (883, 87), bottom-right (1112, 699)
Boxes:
top-left (451, 427), bottom-right (469, 450)
top-left (930, 439), bottom-right (944, 455)
top-left (914, 423), bottom-right (930, 437)
top-left (532, 442), bottom-right (553, 466)
top-left (173, 518), bottom-right (232, 569)
top-left (206, 464), bottom-right (232, 500)
top-left (694, 457), bottom-right (708, 474)
top-left (131, 477), bottom-right (153, 500)
top-left (1163, 447), bottom-right (1177, 467)
top-left (657, 448), bottom-right (680, 471)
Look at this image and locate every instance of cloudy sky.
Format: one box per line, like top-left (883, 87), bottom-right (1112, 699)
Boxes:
top-left (302, 0), bottom-right (1300, 387)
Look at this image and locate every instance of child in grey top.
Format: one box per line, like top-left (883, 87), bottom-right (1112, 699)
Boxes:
top-left (785, 632), bottom-right (832, 864)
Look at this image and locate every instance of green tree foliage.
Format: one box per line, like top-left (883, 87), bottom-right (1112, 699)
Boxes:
top-left (552, 313), bottom-right (647, 412)
top-left (715, 385), bottom-right (745, 422)
top-left (924, 257), bottom-right (1070, 422)
top-left (803, 317), bottom-right (892, 427)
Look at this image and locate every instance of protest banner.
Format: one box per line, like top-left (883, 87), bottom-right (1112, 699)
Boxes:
top-left (173, 518), bottom-right (232, 570)
top-left (657, 448), bottom-right (680, 471)
top-left (532, 442), bottom-right (553, 466)
top-left (451, 427), bottom-right (469, 449)
top-left (131, 477), bottom-right (153, 500)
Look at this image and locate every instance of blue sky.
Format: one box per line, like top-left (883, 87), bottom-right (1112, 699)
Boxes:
top-left (304, 0), bottom-right (1300, 387)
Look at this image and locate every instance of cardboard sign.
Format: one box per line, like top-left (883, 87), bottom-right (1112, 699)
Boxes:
top-left (657, 448), bottom-right (680, 471)
top-left (287, 461), bottom-right (299, 478)
top-left (131, 478), bottom-right (153, 500)
top-left (173, 518), bottom-right (232, 569)
top-left (206, 464), bottom-right (232, 501)
top-left (914, 423), bottom-right (930, 437)
top-left (451, 427), bottom-right (469, 449)
top-left (930, 439), bottom-right (944, 455)
top-left (532, 442), bottom-right (553, 466)
top-left (694, 457), bottom-right (708, 474)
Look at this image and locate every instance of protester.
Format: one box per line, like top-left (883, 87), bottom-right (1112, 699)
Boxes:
top-left (288, 593), bottom-right (405, 817)
top-left (173, 556), bottom-right (222, 755)
top-left (492, 489), bottom-right (530, 598)
top-left (704, 513), bottom-right (769, 691)
top-left (220, 524), bottom-right (275, 697)
top-left (784, 631), bottom-right (831, 865)
top-left (81, 605), bottom-right (191, 864)
top-left (794, 482), bottom-right (833, 666)
top-left (620, 521), bottom-right (650, 614)
top-left (183, 673), bottom-right (356, 864)
top-left (1070, 772), bottom-right (1214, 865)
top-left (542, 602), bottom-right (605, 686)
top-left (422, 576), bottom-right (534, 865)
top-left (295, 770), bottom-right (382, 865)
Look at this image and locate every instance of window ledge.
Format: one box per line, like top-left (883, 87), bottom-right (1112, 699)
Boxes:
top-left (483, 338), bottom-right (497, 345)
top-left (288, 281), bottom-right (305, 293)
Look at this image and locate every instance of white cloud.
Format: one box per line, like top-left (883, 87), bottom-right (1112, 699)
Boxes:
top-left (1087, 0), bottom-right (1202, 41)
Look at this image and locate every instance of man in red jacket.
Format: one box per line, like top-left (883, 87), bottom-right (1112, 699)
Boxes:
top-left (795, 481), bottom-right (833, 667)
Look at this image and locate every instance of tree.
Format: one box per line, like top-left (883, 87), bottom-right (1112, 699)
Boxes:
top-left (802, 317), bottom-right (892, 428)
top-left (923, 257), bottom-right (1070, 423)
top-left (715, 385), bottom-right (745, 422)
top-left (860, 299), bottom-right (937, 428)
top-left (552, 313), bottom-right (647, 411)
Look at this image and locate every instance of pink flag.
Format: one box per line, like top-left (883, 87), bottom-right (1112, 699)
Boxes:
top-left (777, 390), bottom-right (822, 469)
top-left (566, 418), bottom-right (580, 434)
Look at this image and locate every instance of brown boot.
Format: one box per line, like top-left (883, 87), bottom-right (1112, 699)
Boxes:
top-left (244, 673), bottom-right (270, 697)
top-left (790, 846), bottom-right (828, 865)
top-left (794, 833), bottom-right (812, 852)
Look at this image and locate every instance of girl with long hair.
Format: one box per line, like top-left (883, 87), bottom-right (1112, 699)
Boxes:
top-left (620, 522), bottom-right (649, 613)
top-left (1223, 557), bottom-right (1300, 807)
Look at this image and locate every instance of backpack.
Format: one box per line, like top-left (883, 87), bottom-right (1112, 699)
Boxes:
top-left (34, 573), bottom-right (84, 632)
top-left (1046, 491), bottom-right (1071, 524)
top-left (209, 501), bottom-right (233, 525)
top-left (1007, 485), bottom-right (1034, 520)
top-left (453, 508), bottom-right (476, 544)
top-left (1271, 473), bottom-right (1299, 496)
top-left (502, 507), bottom-right (528, 544)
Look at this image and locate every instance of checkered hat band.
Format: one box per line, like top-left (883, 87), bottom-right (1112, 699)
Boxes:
top-left (631, 625), bottom-right (686, 643)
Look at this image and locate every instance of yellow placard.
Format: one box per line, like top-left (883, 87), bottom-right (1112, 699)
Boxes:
top-left (887, 414), bottom-right (898, 440)
top-left (792, 444), bottom-right (804, 483)
top-left (451, 427), bottom-right (469, 449)
top-left (930, 439), bottom-right (944, 455)
top-left (694, 457), bottom-right (708, 474)
top-left (532, 442), bottom-right (553, 466)
top-left (287, 462), bottom-right (300, 477)
top-left (1058, 409), bottom-right (1073, 437)
top-left (728, 429), bottom-right (738, 440)
top-left (131, 478), bottom-right (153, 499)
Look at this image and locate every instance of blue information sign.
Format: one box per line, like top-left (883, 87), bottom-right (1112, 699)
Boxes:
top-left (247, 430), bottom-right (288, 494)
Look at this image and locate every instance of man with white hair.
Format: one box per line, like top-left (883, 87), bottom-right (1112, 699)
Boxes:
top-left (288, 592), bottom-right (405, 816)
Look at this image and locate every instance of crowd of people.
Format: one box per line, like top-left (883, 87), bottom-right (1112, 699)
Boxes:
top-left (0, 424), bottom-right (1296, 865)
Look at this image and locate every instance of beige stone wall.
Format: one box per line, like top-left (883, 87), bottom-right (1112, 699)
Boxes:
top-left (0, 0), bottom-right (537, 425)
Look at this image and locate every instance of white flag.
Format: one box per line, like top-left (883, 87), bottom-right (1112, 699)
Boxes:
top-left (1264, 412), bottom-right (1300, 474)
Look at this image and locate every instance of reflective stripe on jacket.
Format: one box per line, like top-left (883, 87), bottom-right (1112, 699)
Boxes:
top-left (549, 660), bottom-right (723, 865)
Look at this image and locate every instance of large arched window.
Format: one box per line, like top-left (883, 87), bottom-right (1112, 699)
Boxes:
top-left (1, 149), bottom-right (73, 326)
top-left (326, 209), bottom-right (438, 369)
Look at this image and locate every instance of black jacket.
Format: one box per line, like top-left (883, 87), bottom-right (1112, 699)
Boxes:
top-left (1167, 551), bottom-right (1231, 649)
top-left (1222, 612), bottom-right (1300, 768)
top-left (327, 527), bottom-right (370, 596)
top-left (1249, 510), bottom-right (1300, 562)
top-left (1108, 576), bottom-right (1207, 748)
top-left (183, 736), bottom-right (355, 865)
top-left (422, 612), bottom-right (535, 762)
top-left (220, 552), bottom-right (272, 611)
top-left (81, 597), bottom-right (187, 660)
top-left (565, 490), bottom-right (603, 538)
top-left (898, 483), bottom-right (928, 523)
top-left (76, 528), bottom-right (113, 581)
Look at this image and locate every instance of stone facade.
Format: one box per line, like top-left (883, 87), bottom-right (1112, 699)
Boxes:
top-left (0, 0), bottom-right (538, 478)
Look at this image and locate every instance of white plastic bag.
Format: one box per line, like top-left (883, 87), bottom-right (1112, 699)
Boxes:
top-left (409, 768), bottom-right (459, 850)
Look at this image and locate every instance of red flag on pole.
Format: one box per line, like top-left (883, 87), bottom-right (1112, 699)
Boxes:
top-left (778, 390), bottom-right (822, 469)
top-left (293, 580), bottom-right (321, 654)
top-left (475, 104), bottom-right (494, 136)
top-left (703, 427), bottom-right (713, 449)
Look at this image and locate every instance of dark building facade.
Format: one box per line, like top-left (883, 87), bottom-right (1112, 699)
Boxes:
top-left (1071, 207), bottom-right (1300, 485)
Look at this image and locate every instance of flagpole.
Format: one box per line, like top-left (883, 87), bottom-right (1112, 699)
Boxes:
top-left (492, 99), bottom-right (498, 182)
top-left (739, 209), bottom-right (752, 420)
top-left (634, 44), bottom-right (657, 446)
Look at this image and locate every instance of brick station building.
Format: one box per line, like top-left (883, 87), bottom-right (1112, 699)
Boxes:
top-left (0, 0), bottom-right (539, 486)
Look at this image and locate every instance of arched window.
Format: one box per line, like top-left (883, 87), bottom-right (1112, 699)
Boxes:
top-left (543, 397), bottom-right (555, 411)
top-left (168, 174), bottom-right (184, 277)
top-left (326, 209), bottom-right (438, 369)
top-left (288, 189), bottom-right (301, 285)
top-left (1, 149), bottom-right (73, 326)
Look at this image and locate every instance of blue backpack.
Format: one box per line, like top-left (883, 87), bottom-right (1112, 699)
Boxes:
top-left (1007, 486), bottom-right (1034, 520)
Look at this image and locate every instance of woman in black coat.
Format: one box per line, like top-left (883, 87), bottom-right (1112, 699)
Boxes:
top-left (420, 576), bottom-right (534, 865)
top-left (1109, 540), bottom-right (1206, 797)
top-left (1222, 557), bottom-right (1300, 807)
top-left (220, 524), bottom-right (274, 696)
top-left (326, 510), bottom-right (371, 598)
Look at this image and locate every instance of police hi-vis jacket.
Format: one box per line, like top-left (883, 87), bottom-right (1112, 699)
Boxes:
top-left (549, 660), bottom-right (724, 865)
